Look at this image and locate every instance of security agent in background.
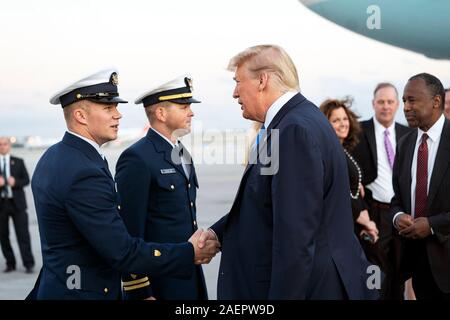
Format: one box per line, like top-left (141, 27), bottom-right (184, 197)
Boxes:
top-left (0, 137), bottom-right (35, 273)
top-left (115, 75), bottom-right (212, 300)
top-left (28, 69), bottom-right (218, 300)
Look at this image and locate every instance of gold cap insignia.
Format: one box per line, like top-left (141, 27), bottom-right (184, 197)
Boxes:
top-left (154, 249), bottom-right (161, 257)
top-left (185, 77), bottom-right (193, 92)
top-left (110, 72), bottom-right (119, 86)
top-left (130, 274), bottom-right (137, 279)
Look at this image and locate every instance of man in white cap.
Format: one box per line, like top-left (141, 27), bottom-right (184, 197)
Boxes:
top-left (115, 74), bottom-right (213, 300)
top-left (28, 69), bottom-right (219, 300)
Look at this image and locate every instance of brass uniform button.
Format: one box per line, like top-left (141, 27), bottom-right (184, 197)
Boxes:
top-left (154, 250), bottom-right (162, 257)
top-left (170, 185), bottom-right (175, 190)
top-left (193, 220), bottom-right (197, 226)
top-left (104, 288), bottom-right (109, 293)
top-left (190, 202), bottom-right (194, 207)
top-left (188, 183), bottom-right (191, 188)
top-left (117, 205), bottom-right (121, 210)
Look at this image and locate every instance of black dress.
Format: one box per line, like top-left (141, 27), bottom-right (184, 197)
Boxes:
top-left (345, 148), bottom-right (385, 269)
top-left (344, 150), bottom-right (368, 222)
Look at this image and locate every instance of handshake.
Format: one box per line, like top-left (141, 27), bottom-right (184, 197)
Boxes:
top-left (188, 228), bottom-right (221, 265)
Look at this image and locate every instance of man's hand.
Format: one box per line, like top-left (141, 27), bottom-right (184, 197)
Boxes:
top-left (195, 229), bottom-right (221, 264)
top-left (399, 217), bottom-right (432, 239)
top-left (197, 228), bottom-right (218, 249)
top-left (394, 213), bottom-right (413, 230)
top-left (188, 229), bottom-right (220, 265)
top-left (0, 176), bottom-right (4, 187)
top-left (7, 176), bottom-right (15, 187)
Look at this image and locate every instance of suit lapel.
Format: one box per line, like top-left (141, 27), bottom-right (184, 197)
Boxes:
top-left (229, 93), bottom-right (305, 216)
top-left (395, 123), bottom-right (404, 143)
top-left (403, 131), bottom-right (417, 213)
top-left (366, 119), bottom-right (378, 167)
top-left (147, 130), bottom-right (187, 179)
top-left (242, 93), bottom-right (304, 178)
top-left (427, 120), bottom-right (450, 207)
top-left (9, 157), bottom-right (16, 176)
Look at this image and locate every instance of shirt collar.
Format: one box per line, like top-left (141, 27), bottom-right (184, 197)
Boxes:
top-left (264, 91), bottom-right (298, 129)
top-left (67, 131), bottom-right (104, 159)
top-left (417, 114), bottom-right (445, 143)
top-left (0, 154), bottom-right (10, 168)
top-left (373, 117), bottom-right (395, 136)
top-left (151, 128), bottom-right (179, 148)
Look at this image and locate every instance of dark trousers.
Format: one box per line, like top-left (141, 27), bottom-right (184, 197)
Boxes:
top-left (0, 198), bottom-right (35, 268)
top-left (368, 199), bottom-right (404, 300)
top-left (410, 240), bottom-right (450, 300)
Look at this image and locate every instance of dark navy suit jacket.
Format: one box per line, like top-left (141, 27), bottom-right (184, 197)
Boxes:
top-left (29, 132), bottom-right (194, 300)
top-left (212, 93), bottom-right (379, 300)
top-left (115, 129), bottom-right (207, 300)
top-left (1, 156), bottom-right (30, 211)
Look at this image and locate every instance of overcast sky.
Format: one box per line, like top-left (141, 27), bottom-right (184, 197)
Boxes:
top-left (2, 0), bottom-right (450, 138)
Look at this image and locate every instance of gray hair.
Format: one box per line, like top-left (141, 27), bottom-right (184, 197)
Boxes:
top-left (373, 82), bottom-right (398, 98)
top-left (144, 101), bottom-right (172, 124)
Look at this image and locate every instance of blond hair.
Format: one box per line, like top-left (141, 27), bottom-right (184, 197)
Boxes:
top-left (227, 44), bottom-right (300, 92)
top-left (63, 100), bottom-right (90, 122)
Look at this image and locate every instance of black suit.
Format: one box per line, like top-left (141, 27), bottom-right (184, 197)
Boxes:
top-left (353, 119), bottom-right (411, 189)
top-left (390, 119), bottom-right (450, 299)
top-left (0, 155), bottom-right (35, 269)
top-left (352, 119), bottom-right (411, 299)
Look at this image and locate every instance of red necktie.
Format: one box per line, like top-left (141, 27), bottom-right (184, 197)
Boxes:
top-left (415, 133), bottom-right (428, 218)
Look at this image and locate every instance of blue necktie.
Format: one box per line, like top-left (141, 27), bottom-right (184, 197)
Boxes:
top-left (256, 124), bottom-right (266, 148)
top-left (1, 157), bottom-right (7, 198)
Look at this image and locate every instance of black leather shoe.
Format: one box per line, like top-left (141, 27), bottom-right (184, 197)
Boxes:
top-left (3, 266), bottom-right (16, 273)
top-left (25, 267), bottom-right (34, 274)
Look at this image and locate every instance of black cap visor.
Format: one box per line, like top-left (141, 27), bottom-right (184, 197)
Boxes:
top-left (170, 97), bottom-right (201, 104)
top-left (88, 96), bottom-right (128, 105)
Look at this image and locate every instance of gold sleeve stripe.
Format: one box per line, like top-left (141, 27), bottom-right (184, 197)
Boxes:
top-left (158, 93), bottom-right (193, 101)
top-left (123, 280), bottom-right (150, 291)
top-left (123, 277), bottom-right (149, 286)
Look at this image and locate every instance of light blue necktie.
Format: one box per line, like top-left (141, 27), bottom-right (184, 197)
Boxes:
top-left (256, 124), bottom-right (266, 149)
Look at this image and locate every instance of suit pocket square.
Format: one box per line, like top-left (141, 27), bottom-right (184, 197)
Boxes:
top-left (160, 168), bottom-right (176, 174)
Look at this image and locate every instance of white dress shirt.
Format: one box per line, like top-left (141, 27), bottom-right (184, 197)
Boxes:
top-left (366, 117), bottom-right (396, 203)
top-left (264, 91), bottom-right (298, 129)
top-left (409, 114), bottom-right (445, 218)
top-left (393, 114), bottom-right (445, 228)
top-left (248, 91), bottom-right (298, 160)
top-left (0, 154), bottom-right (13, 198)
